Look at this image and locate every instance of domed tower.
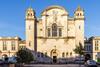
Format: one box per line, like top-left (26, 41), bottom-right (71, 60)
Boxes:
top-left (74, 6), bottom-right (85, 46)
top-left (74, 6), bottom-right (84, 19)
top-left (25, 7), bottom-right (36, 50)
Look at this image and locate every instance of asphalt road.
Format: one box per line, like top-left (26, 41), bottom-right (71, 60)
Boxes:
top-left (23, 64), bottom-right (85, 67)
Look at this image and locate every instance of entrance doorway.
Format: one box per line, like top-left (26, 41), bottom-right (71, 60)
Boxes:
top-left (51, 49), bottom-right (58, 63)
top-left (53, 56), bottom-right (57, 63)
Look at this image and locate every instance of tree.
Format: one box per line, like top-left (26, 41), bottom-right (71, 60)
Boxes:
top-left (16, 49), bottom-right (34, 63)
top-left (73, 43), bottom-right (84, 67)
top-left (74, 43), bottom-right (84, 56)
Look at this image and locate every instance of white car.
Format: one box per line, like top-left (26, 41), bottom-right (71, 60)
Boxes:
top-left (85, 60), bottom-right (97, 67)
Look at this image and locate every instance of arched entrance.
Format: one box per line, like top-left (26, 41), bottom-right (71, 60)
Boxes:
top-left (51, 49), bottom-right (58, 63)
top-left (2, 54), bottom-right (8, 61)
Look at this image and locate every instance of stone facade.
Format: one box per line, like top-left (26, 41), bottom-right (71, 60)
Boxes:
top-left (0, 36), bottom-right (20, 58)
top-left (25, 5), bottom-right (85, 62)
top-left (0, 5), bottom-right (85, 63)
top-left (85, 36), bottom-right (100, 62)
top-left (84, 37), bottom-right (92, 59)
top-left (0, 36), bottom-right (26, 59)
top-left (92, 37), bottom-right (100, 61)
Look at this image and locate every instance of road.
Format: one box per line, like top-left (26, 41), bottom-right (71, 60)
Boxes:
top-left (23, 64), bottom-right (85, 67)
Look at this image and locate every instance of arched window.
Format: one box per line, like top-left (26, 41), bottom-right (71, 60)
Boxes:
top-left (41, 53), bottom-right (44, 58)
top-left (70, 52), bottom-right (72, 56)
top-left (52, 23), bottom-right (57, 37)
top-left (66, 52), bottom-right (68, 57)
top-left (62, 52), bottom-right (65, 58)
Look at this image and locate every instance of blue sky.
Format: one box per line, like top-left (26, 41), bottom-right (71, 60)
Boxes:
top-left (0, 0), bottom-right (100, 39)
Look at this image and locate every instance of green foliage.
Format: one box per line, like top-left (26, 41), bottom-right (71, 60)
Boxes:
top-left (74, 43), bottom-right (84, 56)
top-left (16, 49), bottom-right (34, 63)
top-left (97, 58), bottom-right (100, 62)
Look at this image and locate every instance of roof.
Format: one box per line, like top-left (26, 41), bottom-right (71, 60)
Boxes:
top-left (26, 7), bottom-right (35, 13)
top-left (76, 6), bottom-right (83, 11)
top-left (19, 40), bottom-right (26, 44)
top-left (93, 36), bottom-right (100, 40)
top-left (41, 5), bottom-right (68, 15)
top-left (0, 36), bottom-right (21, 40)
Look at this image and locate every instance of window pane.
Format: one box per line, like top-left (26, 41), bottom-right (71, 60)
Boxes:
top-left (59, 28), bottom-right (62, 36)
top-left (11, 41), bottom-right (15, 50)
top-left (3, 41), bottom-right (7, 51)
top-left (52, 23), bottom-right (57, 37)
top-left (29, 41), bottom-right (31, 46)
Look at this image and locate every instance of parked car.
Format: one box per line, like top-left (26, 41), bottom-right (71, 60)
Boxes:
top-left (85, 60), bottom-right (97, 67)
top-left (8, 57), bottom-right (17, 63)
top-left (74, 56), bottom-right (85, 64)
top-left (58, 59), bottom-right (67, 64)
top-left (0, 59), bottom-right (4, 64)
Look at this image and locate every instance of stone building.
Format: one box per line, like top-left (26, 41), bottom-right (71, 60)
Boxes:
top-left (91, 37), bottom-right (100, 61)
top-left (84, 36), bottom-right (100, 62)
top-left (0, 36), bottom-right (21, 58)
top-left (25, 5), bottom-right (85, 63)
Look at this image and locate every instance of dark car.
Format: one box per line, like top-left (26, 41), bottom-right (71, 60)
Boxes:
top-left (0, 59), bottom-right (4, 64)
top-left (8, 57), bottom-right (17, 63)
top-left (74, 57), bottom-right (85, 64)
top-left (85, 60), bottom-right (97, 67)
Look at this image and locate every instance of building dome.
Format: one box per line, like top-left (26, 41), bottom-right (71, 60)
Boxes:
top-left (41, 5), bottom-right (68, 16)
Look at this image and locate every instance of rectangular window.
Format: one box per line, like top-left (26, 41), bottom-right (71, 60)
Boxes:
top-left (11, 41), bottom-right (16, 50)
top-left (19, 46), bottom-right (25, 50)
top-left (79, 25), bottom-right (81, 29)
top-left (89, 46), bottom-right (91, 51)
top-left (95, 43), bottom-right (99, 51)
top-left (3, 41), bottom-right (7, 51)
top-left (48, 28), bottom-right (50, 37)
top-left (95, 40), bottom-right (99, 45)
top-left (29, 25), bottom-right (31, 30)
top-left (59, 28), bottom-right (62, 36)
top-left (29, 41), bottom-right (31, 46)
